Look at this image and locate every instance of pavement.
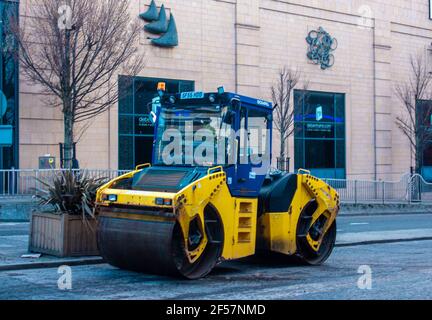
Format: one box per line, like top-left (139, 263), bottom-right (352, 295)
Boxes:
top-left (0, 213), bottom-right (431, 299)
top-left (0, 223), bottom-right (102, 270)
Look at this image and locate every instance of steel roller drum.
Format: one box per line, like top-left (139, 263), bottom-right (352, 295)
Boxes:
top-left (97, 211), bottom-right (223, 279)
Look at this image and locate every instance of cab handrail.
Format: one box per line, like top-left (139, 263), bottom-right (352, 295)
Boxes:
top-left (297, 168), bottom-right (311, 175)
top-left (135, 163), bottom-right (152, 171)
top-left (208, 166), bottom-right (224, 175)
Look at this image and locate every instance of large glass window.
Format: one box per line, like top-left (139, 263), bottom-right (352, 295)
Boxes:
top-left (417, 100), bottom-right (432, 180)
top-left (0, 0), bottom-right (19, 170)
top-left (294, 90), bottom-right (346, 179)
top-left (118, 76), bottom-right (194, 170)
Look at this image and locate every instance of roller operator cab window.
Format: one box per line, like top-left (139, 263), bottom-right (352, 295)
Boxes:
top-left (248, 108), bottom-right (270, 166)
top-left (154, 104), bottom-right (236, 167)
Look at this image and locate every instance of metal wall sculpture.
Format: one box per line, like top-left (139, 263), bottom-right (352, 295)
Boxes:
top-left (140, 0), bottom-right (178, 48)
top-left (306, 27), bottom-right (337, 70)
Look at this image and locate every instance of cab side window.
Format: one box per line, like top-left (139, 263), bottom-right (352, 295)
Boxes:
top-left (239, 107), bottom-right (248, 164)
top-left (248, 109), bottom-right (269, 164)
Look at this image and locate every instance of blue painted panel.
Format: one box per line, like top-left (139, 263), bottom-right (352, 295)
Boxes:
top-left (0, 125), bottom-right (13, 147)
top-left (421, 167), bottom-right (432, 182)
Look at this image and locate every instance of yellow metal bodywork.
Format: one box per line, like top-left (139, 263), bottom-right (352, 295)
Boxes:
top-left (257, 172), bottom-right (340, 255)
top-left (96, 167), bottom-right (257, 262)
top-left (96, 166), bottom-right (339, 262)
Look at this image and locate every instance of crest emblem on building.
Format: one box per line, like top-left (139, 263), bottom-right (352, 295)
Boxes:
top-left (306, 27), bottom-right (337, 70)
top-left (140, 0), bottom-right (178, 48)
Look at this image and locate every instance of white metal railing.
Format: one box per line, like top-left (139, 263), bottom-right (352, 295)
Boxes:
top-left (323, 174), bottom-right (412, 204)
top-left (408, 174), bottom-right (432, 203)
top-left (1, 169), bottom-right (432, 204)
top-left (0, 169), bottom-right (130, 197)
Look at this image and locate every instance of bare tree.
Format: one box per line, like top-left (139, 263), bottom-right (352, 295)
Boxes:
top-left (271, 67), bottom-right (308, 166)
top-left (11, 0), bottom-right (145, 168)
top-left (395, 53), bottom-right (432, 174)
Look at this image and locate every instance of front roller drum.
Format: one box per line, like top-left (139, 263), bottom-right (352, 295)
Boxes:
top-left (97, 208), bottom-right (223, 279)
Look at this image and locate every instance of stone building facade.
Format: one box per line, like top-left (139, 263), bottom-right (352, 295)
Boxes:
top-left (11, 0), bottom-right (432, 181)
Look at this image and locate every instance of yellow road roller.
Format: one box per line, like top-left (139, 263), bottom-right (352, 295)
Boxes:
top-left (95, 87), bottom-right (340, 279)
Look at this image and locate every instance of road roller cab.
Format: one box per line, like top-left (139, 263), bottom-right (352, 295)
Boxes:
top-left (95, 86), bottom-right (340, 279)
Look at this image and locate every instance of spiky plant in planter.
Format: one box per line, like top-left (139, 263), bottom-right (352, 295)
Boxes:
top-left (35, 170), bottom-right (108, 220)
top-left (29, 170), bottom-right (109, 257)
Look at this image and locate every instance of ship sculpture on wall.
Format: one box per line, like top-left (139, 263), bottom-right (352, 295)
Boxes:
top-left (140, 0), bottom-right (178, 48)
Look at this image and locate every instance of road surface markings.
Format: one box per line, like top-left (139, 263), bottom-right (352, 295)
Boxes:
top-left (350, 222), bottom-right (370, 226)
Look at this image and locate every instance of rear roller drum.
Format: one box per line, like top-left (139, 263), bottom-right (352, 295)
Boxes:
top-left (296, 200), bottom-right (337, 265)
top-left (172, 206), bottom-right (224, 279)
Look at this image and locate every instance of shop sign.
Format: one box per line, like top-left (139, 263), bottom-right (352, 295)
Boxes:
top-left (138, 116), bottom-right (154, 128)
top-left (306, 123), bottom-right (332, 133)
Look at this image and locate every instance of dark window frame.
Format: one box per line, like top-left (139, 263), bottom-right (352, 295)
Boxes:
top-left (118, 76), bottom-right (194, 170)
top-left (417, 99), bottom-right (432, 170)
top-left (294, 90), bottom-right (346, 179)
top-left (0, 0), bottom-right (19, 170)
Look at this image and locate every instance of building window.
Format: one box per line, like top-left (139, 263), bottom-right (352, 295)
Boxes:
top-left (294, 90), bottom-right (346, 179)
top-left (118, 76), bottom-right (194, 170)
top-left (417, 100), bottom-right (432, 180)
top-left (0, 0), bottom-right (19, 170)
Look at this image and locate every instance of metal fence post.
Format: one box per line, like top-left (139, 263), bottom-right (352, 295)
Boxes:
top-left (35, 170), bottom-right (39, 197)
top-left (408, 176), bottom-right (412, 204)
top-left (354, 180), bottom-right (358, 205)
top-left (382, 181), bottom-right (385, 204)
top-left (419, 176), bottom-right (422, 203)
top-left (417, 177), bottom-right (422, 202)
top-left (11, 168), bottom-right (16, 196)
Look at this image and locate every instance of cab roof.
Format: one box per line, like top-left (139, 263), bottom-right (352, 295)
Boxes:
top-left (164, 91), bottom-right (273, 111)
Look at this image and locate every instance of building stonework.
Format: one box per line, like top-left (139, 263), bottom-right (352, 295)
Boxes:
top-left (16, 0), bottom-right (432, 181)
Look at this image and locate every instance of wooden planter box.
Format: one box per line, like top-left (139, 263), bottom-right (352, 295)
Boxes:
top-left (29, 212), bottom-right (99, 257)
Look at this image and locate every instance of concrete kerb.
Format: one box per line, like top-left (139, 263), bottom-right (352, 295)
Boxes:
top-left (0, 257), bottom-right (105, 272)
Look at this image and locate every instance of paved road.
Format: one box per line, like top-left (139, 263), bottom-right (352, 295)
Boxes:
top-left (337, 214), bottom-right (432, 233)
top-left (0, 214), bottom-right (431, 300)
top-left (0, 240), bottom-right (431, 300)
top-left (2, 214), bottom-right (432, 237)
